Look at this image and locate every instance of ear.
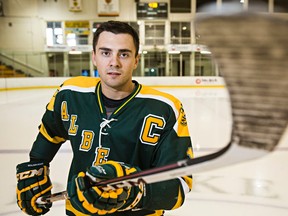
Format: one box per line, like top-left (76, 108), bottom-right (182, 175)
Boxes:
top-left (134, 54), bottom-right (140, 70)
top-left (92, 51), bottom-right (97, 67)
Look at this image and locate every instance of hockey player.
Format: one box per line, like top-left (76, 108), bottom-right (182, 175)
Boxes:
top-left (16, 21), bottom-right (193, 216)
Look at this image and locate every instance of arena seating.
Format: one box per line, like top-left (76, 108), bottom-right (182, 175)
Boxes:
top-left (0, 63), bottom-right (27, 78)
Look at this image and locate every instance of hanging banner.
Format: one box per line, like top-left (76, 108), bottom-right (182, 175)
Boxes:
top-left (65, 21), bottom-right (90, 35)
top-left (97, 0), bottom-right (119, 17)
top-left (69, 0), bottom-right (82, 12)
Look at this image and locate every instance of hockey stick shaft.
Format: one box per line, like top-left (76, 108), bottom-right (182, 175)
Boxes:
top-left (37, 143), bottom-right (231, 204)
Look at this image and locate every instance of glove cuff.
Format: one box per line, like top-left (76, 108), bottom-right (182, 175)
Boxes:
top-left (16, 161), bottom-right (50, 182)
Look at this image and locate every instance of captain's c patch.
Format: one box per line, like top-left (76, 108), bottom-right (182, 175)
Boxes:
top-left (140, 114), bottom-right (166, 146)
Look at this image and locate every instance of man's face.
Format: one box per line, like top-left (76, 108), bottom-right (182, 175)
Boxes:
top-left (92, 31), bottom-right (139, 92)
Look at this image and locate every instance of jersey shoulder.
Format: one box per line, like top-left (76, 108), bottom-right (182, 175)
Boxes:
top-left (61, 76), bottom-right (100, 90)
top-left (46, 77), bottom-right (100, 111)
top-left (138, 84), bottom-right (181, 108)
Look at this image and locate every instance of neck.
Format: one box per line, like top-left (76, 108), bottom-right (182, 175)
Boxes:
top-left (101, 81), bottom-right (135, 100)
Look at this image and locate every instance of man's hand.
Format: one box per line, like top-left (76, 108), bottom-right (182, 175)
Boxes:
top-left (68, 161), bottom-right (145, 215)
top-left (16, 161), bottom-right (53, 215)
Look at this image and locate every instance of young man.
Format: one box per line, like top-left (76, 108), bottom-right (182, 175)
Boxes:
top-left (16, 21), bottom-right (193, 216)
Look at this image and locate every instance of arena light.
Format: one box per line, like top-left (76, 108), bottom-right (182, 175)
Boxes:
top-left (200, 50), bottom-right (211, 55)
top-left (148, 2), bottom-right (158, 8)
top-left (168, 50), bottom-right (180, 54)
top-left (69, 50), bottom-right (82, 54)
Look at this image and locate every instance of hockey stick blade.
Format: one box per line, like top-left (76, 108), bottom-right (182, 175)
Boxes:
top-left (37, 11), bottom-right (288, 204)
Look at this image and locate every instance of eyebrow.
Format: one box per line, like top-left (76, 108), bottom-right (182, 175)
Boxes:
top-left (98, 47), bottom-right (133, 53)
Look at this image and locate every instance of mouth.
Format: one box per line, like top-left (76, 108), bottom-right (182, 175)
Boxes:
top-left (107, 71), bottom-right (121, 77)
top-left (108, 71), bottom-right (120, 74)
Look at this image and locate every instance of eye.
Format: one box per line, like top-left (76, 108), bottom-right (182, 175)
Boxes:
top-left (101, 51), bottom-right (110, 57)
top-left (119, 52), bottom-right (129, 58)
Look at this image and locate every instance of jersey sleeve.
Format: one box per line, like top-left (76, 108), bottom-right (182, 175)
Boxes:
top-left (29, 85), bottom-right (68, 163)
top-left (142, 98), bottom-right (193, 211)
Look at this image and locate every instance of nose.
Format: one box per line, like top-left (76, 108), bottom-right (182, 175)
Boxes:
top-left (109, 54), bottom-right (121, 68)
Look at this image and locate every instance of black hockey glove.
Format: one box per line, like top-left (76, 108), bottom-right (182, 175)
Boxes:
top-left (16, 161), bottom-right (53, 215)
top-left (68, 161), bottom-right (145, 215)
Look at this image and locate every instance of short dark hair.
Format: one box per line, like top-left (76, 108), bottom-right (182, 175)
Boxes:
top-left (93, 21), bottom-right (140, 57)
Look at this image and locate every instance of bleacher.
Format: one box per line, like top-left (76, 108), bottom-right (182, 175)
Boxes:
top-left (0, 62), bottom-right (27, 78)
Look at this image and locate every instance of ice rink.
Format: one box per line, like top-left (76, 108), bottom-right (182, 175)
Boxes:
top-left (1, 81), bottom-right (288, 216)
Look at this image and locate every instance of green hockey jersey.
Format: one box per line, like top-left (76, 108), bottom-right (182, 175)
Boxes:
top-left (30, 76), bottom-right (193, 216)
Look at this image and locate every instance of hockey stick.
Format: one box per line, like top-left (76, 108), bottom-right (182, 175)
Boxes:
top-left (37, 11), bottom-right (288, 204)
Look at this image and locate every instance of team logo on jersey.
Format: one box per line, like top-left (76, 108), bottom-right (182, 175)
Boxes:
top-left (180, 104), bottom-right (187, 126)
top-left (140, 114), bottom-right (166, 146)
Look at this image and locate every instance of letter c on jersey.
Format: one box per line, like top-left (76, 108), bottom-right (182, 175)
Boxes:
top-left (140, 114), bottom-right (166, 146)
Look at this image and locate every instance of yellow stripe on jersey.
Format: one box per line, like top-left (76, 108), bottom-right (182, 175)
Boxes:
top-left (114, 84), bottom-right (141, 114)
top-left (187, 146), bottom-right (194, 159)
top-left (95, 81), bottom-right (142, 115)
top-left (39, 123), bottom-right (66, 144)
top-left (146, 210), bottom-right (165, 216)
top-left (171, 187), bottom-right (184, 210)
top-left (96, 82), bottom-right (104, 114)
top-left (47, 87), bottom-right (61, 111)
top-left (176, 103), bottom-right (190, 137)
top-left (138, 85), bottom-right (190, 137)
top-left (140, 85), bottom-right (179, 105)
top-left (62, 76), bottom-right (101, 88)
top-left (182, 176), bottom-right (193, 190)
top-left (47, 77), bottom-right (100, 111)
